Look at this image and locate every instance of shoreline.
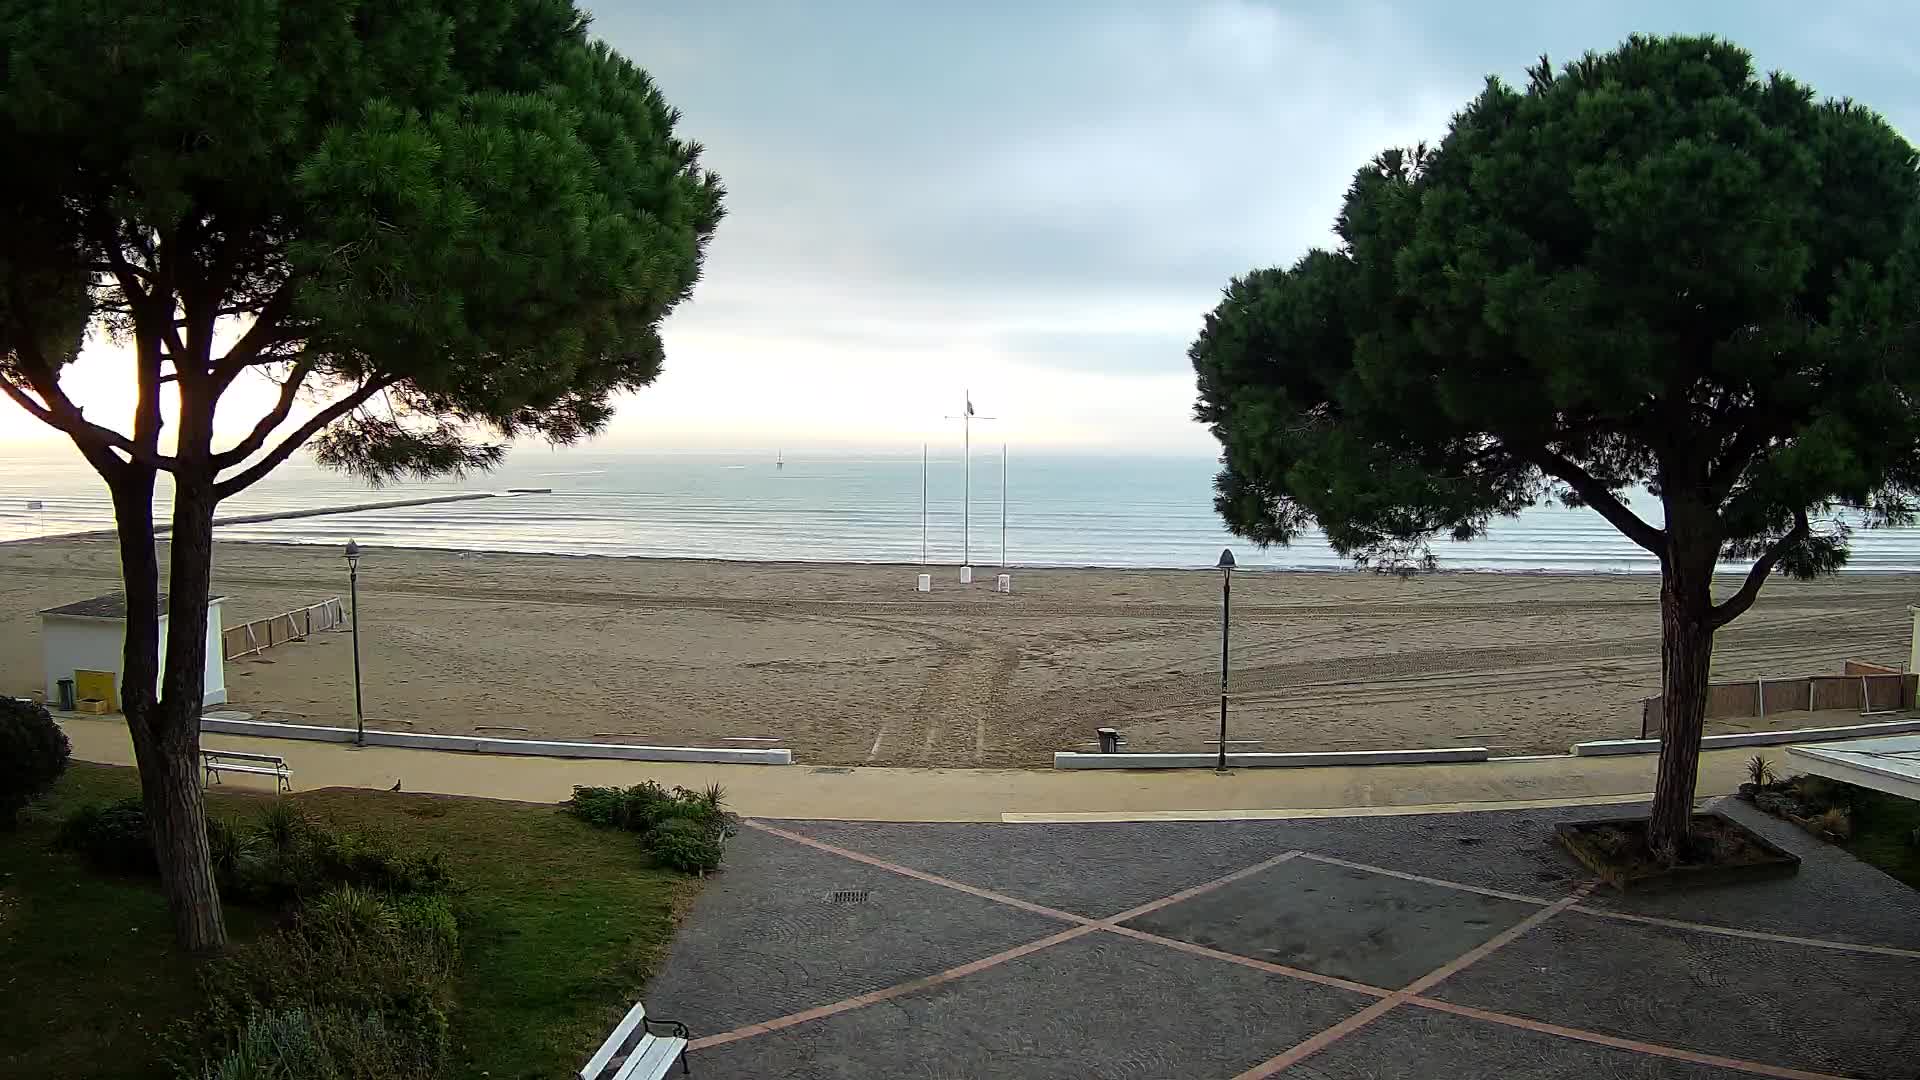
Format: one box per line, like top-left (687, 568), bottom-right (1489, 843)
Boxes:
top-left (20, 533), bottom-right (1918, 579)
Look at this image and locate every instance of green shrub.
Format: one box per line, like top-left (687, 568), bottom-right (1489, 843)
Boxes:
top-left (568, 782), bottom-right (733, 875)
top-left (644, 817), bottom-right (725, 875)
top-left (0, 697), bottom-right (70, 828)
top-left (57, 799), bottom-right (451, 907)
top-left (55, 797), bottom-right (156, 874)
top-left (189, 888), bottom-right (457, 1080)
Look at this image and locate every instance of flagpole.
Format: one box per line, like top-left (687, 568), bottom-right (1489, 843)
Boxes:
top-left (1001, 442), bottom-right (1008, 567)
top-left (921, 442), bottom-right (928, 565)
top-left (963, 390), bottom-right (971, 568)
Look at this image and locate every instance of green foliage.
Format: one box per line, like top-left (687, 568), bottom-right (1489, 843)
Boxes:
top-left (0, 696), bottom-right (70, 827)
top-left (188, 888), bottom-right (459, 1080)
top-left (55, 798), bottom-right (449, 905)
top-left (1746, 755), bottom-right (1778, 787)
top-left (0, 0), bottom-right (723, 481)
top-left (643, 817), bottom-right (725, 875)
top-left (565, 782), bottom-right (732, 874)
top-left (1193, 34), bottom-right (1920, 581)
top-left (55, 797), bottom-right (157, 874)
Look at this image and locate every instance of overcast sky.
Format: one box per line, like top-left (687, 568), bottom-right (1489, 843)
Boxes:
top-left (10, 1), bottom-right (1920, 456)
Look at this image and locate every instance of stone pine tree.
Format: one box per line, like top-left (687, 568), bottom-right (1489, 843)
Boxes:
top-left (1192, 35), bottom-right (1920, 858)
top-left (0, 0), bottom-right (723, 949)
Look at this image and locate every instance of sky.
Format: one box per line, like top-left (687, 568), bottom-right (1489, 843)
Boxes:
top-left (7, 0), bottom-right (1920, 458)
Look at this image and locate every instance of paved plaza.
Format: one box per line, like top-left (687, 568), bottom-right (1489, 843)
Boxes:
top-left (648, 798), bottom-right (1920, 1079)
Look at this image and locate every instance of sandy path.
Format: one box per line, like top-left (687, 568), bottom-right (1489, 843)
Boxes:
top-left (2, 539), bottom-right (1913, 766)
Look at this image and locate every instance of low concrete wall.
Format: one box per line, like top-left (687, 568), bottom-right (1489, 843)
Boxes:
top-left (1054, 747), bottom-right (1489, 770)
top-left (199, 717), bottom-right (793, 765)
top-left (1575, 716), bottom-right (1920, 757)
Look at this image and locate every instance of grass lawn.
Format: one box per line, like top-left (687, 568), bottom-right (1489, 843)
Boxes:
top-left (1840, 782), bottom-right (1920, 890)
top-left (0, 763), bottom-right (700, 1080)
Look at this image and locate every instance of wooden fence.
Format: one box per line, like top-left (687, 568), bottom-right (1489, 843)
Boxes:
top-left (222, 598), bottom-right (345, 660)
top-left (1640, 659), bottom-right (1914, 738)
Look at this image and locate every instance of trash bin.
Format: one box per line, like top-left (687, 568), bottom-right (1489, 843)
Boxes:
top-left (56, 678), bottom-right (76, 712)
top-left (1096, 727), bottom-right (1121, 754)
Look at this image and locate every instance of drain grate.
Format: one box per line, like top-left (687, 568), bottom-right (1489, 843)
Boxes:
top-left (827, 889), bottom-right (871, 904)
top-left (811, 767), bottom-right (854, 775)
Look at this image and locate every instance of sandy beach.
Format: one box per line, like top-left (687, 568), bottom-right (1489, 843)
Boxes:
top-left (3, 538), bottom-right (1914, 767)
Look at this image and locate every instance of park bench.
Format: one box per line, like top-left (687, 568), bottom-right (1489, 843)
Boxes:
top-left (200, 749), bottom-right (292, 794)
top-left (580, 1001), bottom-right (690, 1079)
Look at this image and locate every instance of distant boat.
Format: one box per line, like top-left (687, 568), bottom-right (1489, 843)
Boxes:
top-left (776, 450), bottom-right (784, 470)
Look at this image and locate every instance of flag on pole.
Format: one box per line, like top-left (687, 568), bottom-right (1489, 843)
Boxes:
top-left (966, 397), bottom-right (974, 416)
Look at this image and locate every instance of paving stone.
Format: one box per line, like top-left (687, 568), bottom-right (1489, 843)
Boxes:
top-left (769, 818), bottom-right (1302, 918)
top-left (1274, 1006), bottom-right (1753, 1080)
top-left (1578, 797), bottom-right (1920, 951)
top-left (645, 827), bottom-right (1069, 1035)
top-left (688, 929), bottom-right (1375, 1079)
top-left (1123, 856), bottom-right (1539, 989)
top-left (1430, 910), bottom-right (1920, 1078)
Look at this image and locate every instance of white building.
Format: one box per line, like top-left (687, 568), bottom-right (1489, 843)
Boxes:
top-left (39, 592), bottom-right (227, 710)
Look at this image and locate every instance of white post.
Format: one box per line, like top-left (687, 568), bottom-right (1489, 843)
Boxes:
top-left (1909, 605), bottom-right (1920, 677)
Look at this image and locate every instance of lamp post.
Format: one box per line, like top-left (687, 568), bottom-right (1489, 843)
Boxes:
top-left (345, 540), bottom-right (364, 747)
top-left (1216, 547), bottom-right (1235, 772)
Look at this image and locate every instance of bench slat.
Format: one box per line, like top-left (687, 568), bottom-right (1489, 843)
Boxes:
top-left (580, 1002), bottom-right (648, 1080)
top-left (206, 764), bottom-right (283, 776)
top-left (204, 750), bottom-right (288, 765)
top-left (613, 1036), bottom-right (684, 1080)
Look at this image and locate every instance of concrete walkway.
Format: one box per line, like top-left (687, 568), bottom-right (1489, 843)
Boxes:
top-left (65, 715), bottom-right (1771, 820)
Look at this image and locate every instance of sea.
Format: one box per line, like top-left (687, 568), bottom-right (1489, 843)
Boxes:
top-left (6, 446), bottom-right (1920, 573)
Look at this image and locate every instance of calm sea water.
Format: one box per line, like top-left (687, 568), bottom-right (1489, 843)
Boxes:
top-left (6, 447), bottom-right (1920, 572)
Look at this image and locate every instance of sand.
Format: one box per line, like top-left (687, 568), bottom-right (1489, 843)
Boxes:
top-left (3, 538), bottom-right (1915, 767)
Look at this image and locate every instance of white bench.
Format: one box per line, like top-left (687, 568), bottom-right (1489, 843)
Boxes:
top-left (201, 749), bottom-right (292, 794)
top-left (580, 1001), bottom-right (689, 1080)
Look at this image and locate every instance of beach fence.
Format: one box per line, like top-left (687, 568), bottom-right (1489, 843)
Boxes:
top-left (222, 598), bottom-right (345, 661)
top-left (1639, 658), bottom-right (1915, 738)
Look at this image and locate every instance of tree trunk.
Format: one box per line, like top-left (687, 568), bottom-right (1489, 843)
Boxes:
top-left (154, 447), bottom-right (227, 950)
top-left (1647, 548), bottom-right (1717, 861)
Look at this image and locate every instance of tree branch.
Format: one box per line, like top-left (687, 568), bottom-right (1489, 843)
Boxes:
top-left (3, 351), bottom-right (174, 472)
top-left (213, 376), bottom-right (395, 499)
top-left (211, 358), bottom-right (314, 468)
top-left (1707, 425), bottom-right (1768, 497)
top-left (1525, 448), bottom-right (1666, 554)
top-left (1709, 509), bottom-right (1809, 629)
top-left (211, 280), bottom-right (297, 388)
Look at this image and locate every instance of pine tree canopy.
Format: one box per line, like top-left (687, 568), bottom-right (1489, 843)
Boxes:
top-left (0, 0), bottom-right (723, 486)
top-left (1193, 34), bottom-right (1920, 613)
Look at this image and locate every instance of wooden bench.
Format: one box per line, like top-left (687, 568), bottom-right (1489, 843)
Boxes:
top-left (201, 749), bottom-right (292, 794)
top-left (580, 1001), bottom-right (690, 1079)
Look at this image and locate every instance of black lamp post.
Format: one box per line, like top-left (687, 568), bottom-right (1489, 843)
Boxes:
top-left (345, 540), bottom-right (364, 747)
top-left (1216, 547), bottom-right (1235, 772)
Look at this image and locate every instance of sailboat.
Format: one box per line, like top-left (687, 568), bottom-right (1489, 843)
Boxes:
top-left (776, 449), bottom-right (784, 470)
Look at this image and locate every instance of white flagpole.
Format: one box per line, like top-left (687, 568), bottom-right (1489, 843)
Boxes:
top-left (963, 390), bottom-right (971, 568)
top-left (1001, 442), bottom-right (1008, 567)
top-left (921, 442), bottom-right (928, 565)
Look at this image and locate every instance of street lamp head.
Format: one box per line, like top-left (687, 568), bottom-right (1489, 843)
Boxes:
top-left (1217, 548), bottom-right (1236, 571)
top-left (344, 539), bottom-right (360, 568)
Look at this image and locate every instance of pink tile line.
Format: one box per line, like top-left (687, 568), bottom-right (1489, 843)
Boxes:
top-left (1299, 850), bottom-right (1920, 961)
top-left (1405, 999), bottom-right (1857, 1080)
top-left (693, 828), bottom-right (1310, 1051)
top-left (687, 924), bottom-right (1100, 1051)
top-left (1229, 886), bottom-right (1594, 1080)
top-left (718, 822), bottom-right (1889, 1080)
top-left (744, 820), bottom-right (1095, 926)
top-left (1568, 905), bottom-right (1920, 961)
